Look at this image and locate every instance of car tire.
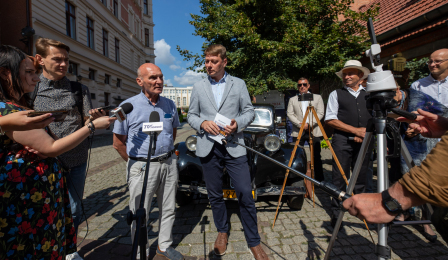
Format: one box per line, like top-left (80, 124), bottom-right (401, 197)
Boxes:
top-left (287, 195), bottom-right (304, 210)
top-left (287, 180), bottom-right (304, 210)
top-left (176, 191), bottom-right (193, 206)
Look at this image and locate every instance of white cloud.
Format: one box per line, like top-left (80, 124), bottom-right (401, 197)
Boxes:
top-left (163, 77), bottom-right (173, 87)
top-left (174, 68), bottom-right (206, 86)
top-left (169, 64), bottom-right (181, 70)
top-left (154, 39), bottom-right (176, 65)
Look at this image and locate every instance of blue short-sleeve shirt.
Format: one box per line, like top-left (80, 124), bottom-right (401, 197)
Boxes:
top-left (113, 92), bottom-right (180, 158)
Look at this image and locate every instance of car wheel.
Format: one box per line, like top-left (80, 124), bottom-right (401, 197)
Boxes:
top-left (287, 180), bottom-right (304, 210)
top-left (287, 195), bottom-right (304, 210)
top-left (176, 191), bottom-right (193, 206)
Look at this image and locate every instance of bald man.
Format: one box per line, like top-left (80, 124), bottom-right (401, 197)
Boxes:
top-left (113, 63), bottom-right (184, 260)
top-left (411, 48), bottom-right (448, 107)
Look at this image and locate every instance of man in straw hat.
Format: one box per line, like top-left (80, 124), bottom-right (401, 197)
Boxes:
top-left (324, 60), bottom-right (374, 229)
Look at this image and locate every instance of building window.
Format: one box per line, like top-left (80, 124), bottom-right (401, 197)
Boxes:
top-left (113, 0), bottom-right (119, 18)
top-left (115, 38), bottom-right (120, 63)
top-left (102, 29), bottom-right (108, 57)
top-left (145, 28), bottom-right (149, 47)
top-left (117, 78), bottom-right (121, 88)
top-left (105, 74), bottom-right (110, 84)
top-left (86, 17), bottom-right (94, 49)
top-left (68, 62), bottom-right (78, 75)
top-left (143, 0), bottom-right (148, 15)
top-left (183, 97), bottom-right (186, 106)
top-left (88, 68), bottom-right (95, 80)
top-left (91, 93), bottom-right (96, 100)
top-left (101, 0), bottom-right (107, 7)
top-left (65, 1), bottom-right (76, 39)
top-left (177, 97), bottom-right (180, 107)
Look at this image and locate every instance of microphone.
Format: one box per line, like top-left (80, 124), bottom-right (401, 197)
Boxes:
top-left (110, 103), bottom-right (133, 122)
top-left (142, 111), bottom-right (163, 155)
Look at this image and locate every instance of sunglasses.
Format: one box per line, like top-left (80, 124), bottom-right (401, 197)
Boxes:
top-left (297, 83), bottom-right (308, 87)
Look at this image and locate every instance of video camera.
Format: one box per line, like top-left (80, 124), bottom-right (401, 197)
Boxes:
top-left (297, 93), bottom-right (314, 102)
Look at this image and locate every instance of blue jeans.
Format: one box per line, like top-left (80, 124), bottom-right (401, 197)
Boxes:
top-left (67, 162), bottom-right (87, 235)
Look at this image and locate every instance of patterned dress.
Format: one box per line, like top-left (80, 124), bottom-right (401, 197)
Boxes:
top-left (0, 101), bottom-right (77, 260)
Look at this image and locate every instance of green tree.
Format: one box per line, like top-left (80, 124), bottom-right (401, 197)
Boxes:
top-left (405, 57), bottom-right (430, 85)
top-left (177, 0), bottom-right (379, 95)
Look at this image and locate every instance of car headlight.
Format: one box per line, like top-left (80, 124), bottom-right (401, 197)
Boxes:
top-left (185, 135), bottom-right (197, 152)
top-left (264, 134), bottom-right (281, 152)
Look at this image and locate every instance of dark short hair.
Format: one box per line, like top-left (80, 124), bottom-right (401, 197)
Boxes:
top-left (0, 45), bottom-right (33, 108)
top-left (298, 77), bottom-right (309, 84)
top-left (35, 37), bottom-right (70, 58)
top-left (205, 44), bottom-right (227, 59)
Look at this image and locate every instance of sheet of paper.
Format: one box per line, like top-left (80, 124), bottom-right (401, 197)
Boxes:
top-left (208, 113), bottom-right (231, 144)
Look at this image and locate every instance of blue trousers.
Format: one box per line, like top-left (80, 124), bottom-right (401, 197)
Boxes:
top-left (67, 162), bottom-right (87, 235)
top-left (200, 143), bottom-right (260, 247)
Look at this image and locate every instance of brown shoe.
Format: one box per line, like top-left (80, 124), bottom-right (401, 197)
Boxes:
top-left (250, 244), bottom-right (269, 260)
top-left (214, 232), bottom-right (228, 256)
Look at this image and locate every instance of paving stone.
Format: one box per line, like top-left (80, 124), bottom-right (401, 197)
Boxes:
top-left (76, 131), bottom-right (448, 260)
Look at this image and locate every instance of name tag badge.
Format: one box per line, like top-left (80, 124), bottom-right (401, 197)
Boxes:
top-left (164, 113), bottom-right (172, 119)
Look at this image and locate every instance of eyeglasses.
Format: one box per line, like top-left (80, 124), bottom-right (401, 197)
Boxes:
top-left (297, 83), bottom-right (308, 87)
top-left (426, 59), bottom-right (448, 65)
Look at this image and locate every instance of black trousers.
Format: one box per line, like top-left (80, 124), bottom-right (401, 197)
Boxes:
top-left (293, 132), bottom-right (324, 182)
top-left (330, 133), bottom-right (373, 217)
top-left (199, 143), bottom-right (261, 247)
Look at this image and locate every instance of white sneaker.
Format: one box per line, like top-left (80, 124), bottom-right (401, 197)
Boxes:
top-left (66, 252), bottom-right (83, 260)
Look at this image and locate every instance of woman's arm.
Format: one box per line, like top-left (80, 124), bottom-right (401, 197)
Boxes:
top-left (7, 116), bottom-right (115, 157)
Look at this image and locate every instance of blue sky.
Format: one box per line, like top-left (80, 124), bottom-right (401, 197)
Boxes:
top-left (153, 0), bottom-right (206, 87)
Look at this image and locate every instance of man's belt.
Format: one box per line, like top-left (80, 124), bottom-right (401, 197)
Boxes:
top-left (129, 150), bottom-right (174, 163)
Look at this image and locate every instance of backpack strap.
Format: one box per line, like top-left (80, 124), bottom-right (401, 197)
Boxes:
top-left (29, 81), bottom-right (40, 105)
top-left (69, 81), bottom-right (85, 126)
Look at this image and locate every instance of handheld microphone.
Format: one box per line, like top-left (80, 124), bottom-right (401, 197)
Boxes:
top-left (110, 103), bottom-right (133, 122)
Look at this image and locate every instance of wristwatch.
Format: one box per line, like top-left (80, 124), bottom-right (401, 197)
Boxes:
top-left (381, 190), bottom-right (403, 214)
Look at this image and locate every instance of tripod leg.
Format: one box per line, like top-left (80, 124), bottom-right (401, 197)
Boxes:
top-left (272, 108), bottom-right (310, 227)
top-left (376, 131), bottom-right (390, 260)
top-left (324, 132), bottom-right (374, 260)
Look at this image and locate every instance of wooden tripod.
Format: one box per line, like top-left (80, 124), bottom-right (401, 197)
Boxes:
top-left (272, 104), bottom-right (374, 243)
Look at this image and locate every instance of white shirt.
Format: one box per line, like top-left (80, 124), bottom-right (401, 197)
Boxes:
top-left (410, 74), bottom-right (448, 107)
top-left (325, 85), bottom-right (366, 121)
top-left (300, 92), bottom-right (311, 124)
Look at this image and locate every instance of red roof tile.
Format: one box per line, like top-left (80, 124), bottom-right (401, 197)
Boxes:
top-left (381, 17), bottom-right (448, 47)
top-left (367, 0), bottom-right (448, 35)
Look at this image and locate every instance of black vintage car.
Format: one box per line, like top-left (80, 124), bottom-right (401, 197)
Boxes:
top-left (174, 104), bottom-right (307, 210)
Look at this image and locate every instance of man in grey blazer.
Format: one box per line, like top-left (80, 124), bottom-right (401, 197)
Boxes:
top-left (188, 44), bottom-right (268, 259)
top-left (287, 77), bottom-right (325, 181)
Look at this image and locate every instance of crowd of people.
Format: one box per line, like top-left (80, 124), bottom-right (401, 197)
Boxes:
top-left (0, 34), bottom-right (447, 260)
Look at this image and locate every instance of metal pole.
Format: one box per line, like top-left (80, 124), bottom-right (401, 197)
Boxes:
top-left (375, 118), bottom-right (388, 260)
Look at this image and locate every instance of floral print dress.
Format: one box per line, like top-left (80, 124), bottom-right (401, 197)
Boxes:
top-left (0, 102), bottom-right (77, 260)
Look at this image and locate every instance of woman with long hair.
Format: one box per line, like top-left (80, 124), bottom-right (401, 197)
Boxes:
top-left (0, 45), bottom-right (115, 259)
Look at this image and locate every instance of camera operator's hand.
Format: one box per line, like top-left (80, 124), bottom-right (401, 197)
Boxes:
top-left (1, 111), bottom-right (54, 132)
top-left (92, 116), bottom-right (117, 130)
top-left (343, 193), bottom-right (396, 223)
top-left (201, 120), bottom-right (220, 135)
top-left (301, 123), bottom-right (309, 130)
top-left (354, 127), bottom-right (366, 138)
top-left (398, 109), bottom-right (448, 138)
top-left (353, 136), bottom-right (363, 143)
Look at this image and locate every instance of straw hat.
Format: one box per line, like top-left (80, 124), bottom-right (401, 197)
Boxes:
top-left (335, 60), bottom-right (370, 80)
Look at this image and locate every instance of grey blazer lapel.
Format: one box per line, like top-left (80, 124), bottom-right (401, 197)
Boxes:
top-left (218, 75), bottom-right (234, 111)
top-left (203, 78), bottom-right (218, 111)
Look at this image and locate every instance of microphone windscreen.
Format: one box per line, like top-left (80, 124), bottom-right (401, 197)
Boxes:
top-left (149, 111), bottom-right (160, 123)
top-left (121, 103), bottom-right (134, 114)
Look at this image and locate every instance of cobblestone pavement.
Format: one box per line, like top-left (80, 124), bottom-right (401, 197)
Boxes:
top-left (77, 123), bottom-right (448, 260)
